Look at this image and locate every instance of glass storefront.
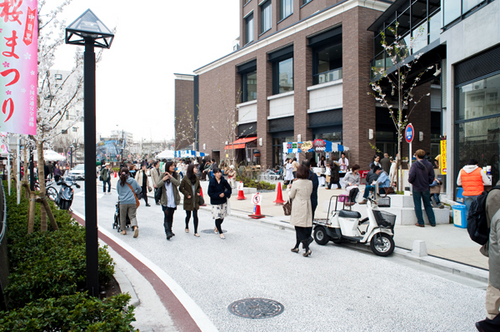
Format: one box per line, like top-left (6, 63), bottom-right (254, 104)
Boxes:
top-left (273, 136), bottom-right (294, 167)
top-left (456, 72), bottom-right (500, 185)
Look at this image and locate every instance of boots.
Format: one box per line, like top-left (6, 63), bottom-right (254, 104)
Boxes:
top-left (165, 220), bottom-right (173, 240)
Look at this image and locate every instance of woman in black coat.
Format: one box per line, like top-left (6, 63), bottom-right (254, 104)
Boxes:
top-left (208, 168), bottom-right (232, 239)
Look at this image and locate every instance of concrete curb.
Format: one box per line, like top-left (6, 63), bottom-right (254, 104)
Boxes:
top-left (113, 266), bottom-right (140, 307)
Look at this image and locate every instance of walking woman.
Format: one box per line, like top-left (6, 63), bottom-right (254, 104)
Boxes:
top-left (208, 167), bottom-right (232, 239)
top-left (285, 158), bottom-right (294, 185)
top-left (179, 164), bottom-right (201, 237)
top-left (136, 163), bottom-right (152, 207)
top-left (156, 161), bottom-right (181, 240)
top-left (289, 165), bottom-right (313, 257)
top-left (116, 167), bottom-right (142, 238)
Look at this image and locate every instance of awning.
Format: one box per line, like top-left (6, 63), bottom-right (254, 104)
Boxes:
top-left (225, 137), bottom-right (257, 150)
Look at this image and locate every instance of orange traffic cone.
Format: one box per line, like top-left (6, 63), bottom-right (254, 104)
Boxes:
top-left (249, 204), bottom-right (265, 219)
top-left (237, 181), bottom-right (246, 200)
top-left (199, 187), bottom-right (207, 206)
top-left (273, 182), bottom-right (285, 205)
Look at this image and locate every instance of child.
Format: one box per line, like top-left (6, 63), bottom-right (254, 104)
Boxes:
top-left (429, 177), bottom-right (443, 209)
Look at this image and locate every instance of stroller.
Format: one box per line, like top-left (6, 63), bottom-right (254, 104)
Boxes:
top-left (112, 202), bottom-right (131, 232)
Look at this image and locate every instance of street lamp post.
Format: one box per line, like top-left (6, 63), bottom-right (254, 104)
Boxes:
top-left (65, 9), bottom-right (114, 297)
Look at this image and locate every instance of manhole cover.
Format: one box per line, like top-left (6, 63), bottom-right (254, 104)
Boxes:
top-left (201, 229), bottom-right (227, 234)
top-left (228, 298), bottom-right (284, 319)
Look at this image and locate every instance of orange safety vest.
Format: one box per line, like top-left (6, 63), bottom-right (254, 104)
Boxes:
top-left (461, 168), bottom-right (484, 196)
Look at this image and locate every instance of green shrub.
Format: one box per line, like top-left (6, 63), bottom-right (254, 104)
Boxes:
top-left (4, 183), bottom-right (114, 308)
top-left (235, 175), bottom-right (276, 191)
top-left (0, 292), bottom-right (136, 332)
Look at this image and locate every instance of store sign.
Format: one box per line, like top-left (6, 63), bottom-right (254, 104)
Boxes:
top-left (440, 139), bottom-right (447, 174)
top-left (313, 139), bottom-right (326, 152)
top-left (0, 1), bottom-right (38, 135)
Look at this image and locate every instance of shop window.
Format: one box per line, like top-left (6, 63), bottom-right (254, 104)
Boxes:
top-left (260, 0), bottom-right (272, 34)
top-left (457, 73), bottom-right (500, 121)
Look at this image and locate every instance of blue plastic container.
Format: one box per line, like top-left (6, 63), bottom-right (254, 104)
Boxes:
top-left (452, 204), bottom-right (467, 228)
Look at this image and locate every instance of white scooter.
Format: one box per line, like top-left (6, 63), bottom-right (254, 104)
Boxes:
top-left (313, 196), bottom-right (396, 256)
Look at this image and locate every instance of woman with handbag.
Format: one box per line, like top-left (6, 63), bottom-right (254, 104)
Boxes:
top-left (116, 167), bottom-right (142, 238)
top-left (156, 161), bottom-right (181, 240)
top-left (208, 167), bottom-right (232, 239)
top-left (136, 163), bottom-right (152, 207)
top-left (289, 165), bottom-right (313, 257)
top-left (180, 164), bottom-right (202, 237)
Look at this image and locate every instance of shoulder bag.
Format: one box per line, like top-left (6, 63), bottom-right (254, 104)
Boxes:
top-left (283, 199), bottom-right (292, 216)
top-left (126, 183), bottom-right (140, 208)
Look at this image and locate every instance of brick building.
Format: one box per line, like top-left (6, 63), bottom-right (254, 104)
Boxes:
top-left (175, 0), bottom-right (440, 170)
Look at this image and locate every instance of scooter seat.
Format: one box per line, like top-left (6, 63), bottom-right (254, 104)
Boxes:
top-left (339, 210), bottom-right (361, 219)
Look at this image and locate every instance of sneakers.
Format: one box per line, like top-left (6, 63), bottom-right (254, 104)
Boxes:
top-left (415, 223), bottom-right (424, 227)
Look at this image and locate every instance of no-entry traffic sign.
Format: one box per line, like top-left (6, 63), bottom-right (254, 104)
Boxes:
top-left (405, 123), bottom-right (414, 143)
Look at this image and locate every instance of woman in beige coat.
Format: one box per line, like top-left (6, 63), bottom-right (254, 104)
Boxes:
top-left (289, 165), bottom-right (314, 257)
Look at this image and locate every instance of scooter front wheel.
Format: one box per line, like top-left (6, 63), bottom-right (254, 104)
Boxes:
top-left (370, 233), bottom-right (395, 256)
top-left (46, 187), bottom-right (58, 202)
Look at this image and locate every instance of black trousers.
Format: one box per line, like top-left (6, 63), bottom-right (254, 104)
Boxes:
top-left (185, 210), bottom-right (199, 233)
top-left (294, 226), bottom-right (313, 250)
top-left (162, 206), bottom-right (176, 236)
top-left (215, 218), bottom-right (224, 234)
top-left (141, 187), bottom-right (149, 205)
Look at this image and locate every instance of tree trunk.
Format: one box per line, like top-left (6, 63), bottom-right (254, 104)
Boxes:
top-left (36, 142), bottom-right (49, 232)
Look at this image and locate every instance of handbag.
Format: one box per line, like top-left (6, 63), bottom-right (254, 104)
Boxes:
top-left (126, 183), bottom-right (140, 208)
top-left (198, 195), bottom-right (205, 206)
top-left (154, 187), bottom-right (162, 202)
top-left (283, 199), bottom-right (292, 216)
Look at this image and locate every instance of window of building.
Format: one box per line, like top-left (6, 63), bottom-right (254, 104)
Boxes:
top-left (260, 0), bottom-right (272, 34)
top-left (239, 61), bottom-right (257, 102)
top-left (274, 58), bottom-right (293, 94)
top-left (245, 12), bottom-right (254, 44)
top-left (456, 72), bottom-right (500, 184)
top-left (280, 0), bottom-right (293, 21)
top-left (55, 74), bottom-right (62, 80)
top-left (302, 0), bottom-right (312, 5)
top-left (309, 27), bottom-right (343, 85)
top-left (270, 46), bottom-right (294, 94)
top-left (72, 127), bottom-right (78, 132)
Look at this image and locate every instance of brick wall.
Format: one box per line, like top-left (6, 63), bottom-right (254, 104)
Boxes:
top-left (174, 78), bottom-right (195, 150)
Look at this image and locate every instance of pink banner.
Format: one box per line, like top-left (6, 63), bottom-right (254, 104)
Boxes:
top-left (0, 0), bottom-right (37, 135)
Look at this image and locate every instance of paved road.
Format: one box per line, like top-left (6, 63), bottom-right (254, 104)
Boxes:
top-left (71, 184), bottom-right (486, 332)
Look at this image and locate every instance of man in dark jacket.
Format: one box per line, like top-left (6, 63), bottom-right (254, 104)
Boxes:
top-left (408, 149), bottom-right (436, 227)
top-left (303, 160), bottom-right (319, 220)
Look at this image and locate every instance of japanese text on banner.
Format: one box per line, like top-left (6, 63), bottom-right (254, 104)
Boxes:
top-left (0, 0), bottom-right (38, 135)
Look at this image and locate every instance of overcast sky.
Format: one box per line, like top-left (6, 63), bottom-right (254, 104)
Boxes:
top-left (49, 0), bottom-right (239, 142)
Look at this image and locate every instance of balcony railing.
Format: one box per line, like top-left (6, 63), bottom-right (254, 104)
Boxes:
top-left (313, 68), bottom-right (343, 85)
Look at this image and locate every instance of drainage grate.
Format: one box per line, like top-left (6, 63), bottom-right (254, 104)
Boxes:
top-left (201, 229), bottom-right (226, 234)
top-left (228, 298), bottom-right (284, 319)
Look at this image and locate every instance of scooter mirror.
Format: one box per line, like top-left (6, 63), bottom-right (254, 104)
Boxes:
top-left (75, 183), bottom-right (81, 189)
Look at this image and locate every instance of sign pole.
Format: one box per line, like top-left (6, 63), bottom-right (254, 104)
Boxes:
top-left (409, 141), bottom-right (412, 168)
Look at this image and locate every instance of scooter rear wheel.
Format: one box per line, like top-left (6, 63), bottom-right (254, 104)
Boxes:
top-left (46, 187), bottom-right (58, 202)
top-left (370, 232), bottom-right (395, 256)
top-left (313, 226), bottom-right (330, 245)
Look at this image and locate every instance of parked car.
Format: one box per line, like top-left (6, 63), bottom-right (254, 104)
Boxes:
top-left (69, 164), bottom-right (85, 180)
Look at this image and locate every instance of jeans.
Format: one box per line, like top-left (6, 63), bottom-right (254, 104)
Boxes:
top-left (103, 178), bottom-right (111, 192)
top-left (432, 193), bottom-right (441, 205)
top-left (412, 190), bottom-right (436, 226)
top-left (464, 195), bottom-right (480, 217)
top-left (363, 185), bottom-right (386, 199)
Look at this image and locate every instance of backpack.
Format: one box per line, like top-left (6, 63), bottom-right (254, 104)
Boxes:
top-left (467, 185), bottom-right (500, 245)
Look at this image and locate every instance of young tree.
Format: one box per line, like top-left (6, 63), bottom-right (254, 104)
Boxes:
top-left (175, 103), bottom-right (198, 151)
top-left (369, 22), bottom-right (435, 191)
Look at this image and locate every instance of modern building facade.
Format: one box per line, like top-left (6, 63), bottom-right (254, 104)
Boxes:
top-left (179, 0), bottom-right (394, 169)
top-left (369, 0), bottom-right (500, 196)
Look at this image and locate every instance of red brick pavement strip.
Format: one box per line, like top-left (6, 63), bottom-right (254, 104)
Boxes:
top-left (72, 213), bottom-right (202, 332)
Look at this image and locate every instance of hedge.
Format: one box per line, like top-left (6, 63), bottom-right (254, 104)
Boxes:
top-left (0, 183), bottom-right (136, 330)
